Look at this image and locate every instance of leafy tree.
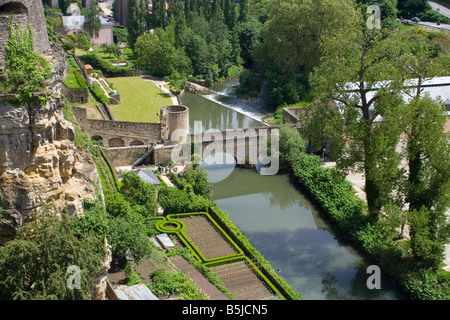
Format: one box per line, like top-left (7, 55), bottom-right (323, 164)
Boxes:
top-left (408, 206), bottom-right (449, 270)
top-left (165, 71), bottom-right (188, 95)
top-left (82, 7), bottom-right (102, 38)
top-left (127, 0), bottom-right (146, 48)
top-left (134, 30), bottom-right (191, 77)
top-left (107, 212), bottom-right (153, 264)
top-left (278, 125), bottom-right (306, 170)
top-left (0, 210), bottom-right (105, 300)
top-left (235, 17), bottom-right (262, 68)
top-left (253, 0), bottom-right (357, 106)
top-left (307, 8), bottom-right (407, 218)
top-left (183, 166), bottom-right (214, 200)
top-left (120, 171), bottom-right (158, 217)
top-left (105, 191), bottom-right (132, 218)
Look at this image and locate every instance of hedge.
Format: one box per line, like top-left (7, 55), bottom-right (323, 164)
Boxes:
top-left (156, 212), bottom-right (244, 264)
top-left (89, 84), bottom-right (110, 104)
top-left (79, 52), bottom-right (132, 77)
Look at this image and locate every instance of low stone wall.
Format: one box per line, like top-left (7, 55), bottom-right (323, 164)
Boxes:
top-left (61, 83), bottom-right (89, 104)
top-left (101, 145), bottom-right (147, 167)
top-left (153, 145), bottom-right (176, 165)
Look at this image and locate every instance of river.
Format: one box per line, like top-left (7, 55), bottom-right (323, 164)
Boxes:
top-left (181, 78), bottom-right (409, 300)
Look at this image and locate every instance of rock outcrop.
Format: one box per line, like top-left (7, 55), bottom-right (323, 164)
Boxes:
top-left (0, 46), bottom-right (98, 244)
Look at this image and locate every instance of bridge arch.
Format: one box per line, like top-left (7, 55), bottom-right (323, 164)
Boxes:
top-left (0, 1), bottom-right (28, 14)
top-left (108, 138), bottom-right (124, 148)
top-left (130, 140), bottom-right (145, 146)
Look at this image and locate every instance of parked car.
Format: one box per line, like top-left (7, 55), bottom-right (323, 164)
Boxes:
top-left (411, 17), bottom-right (421, 23)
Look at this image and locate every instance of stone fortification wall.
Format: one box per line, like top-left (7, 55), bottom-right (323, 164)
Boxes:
top-left (101, 146), bottom-right (148, 167)
top-left (72, 106), bottom-right (161, 141)
top-left (0, 0), bottom-right (50, 67)
top-left (160, 105), bottom-right (189, 143)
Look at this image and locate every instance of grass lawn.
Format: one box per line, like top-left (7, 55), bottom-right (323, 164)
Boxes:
top-left (107, 76), bottom-right (173, 123)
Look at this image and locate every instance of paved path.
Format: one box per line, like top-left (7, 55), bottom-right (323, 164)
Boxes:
top-left (429, 1), bottom-right (450, 19)
top-left (143, 76), bottom-right (179, 105)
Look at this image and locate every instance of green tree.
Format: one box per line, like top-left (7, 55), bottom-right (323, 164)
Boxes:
top-left (127, 0), bottom-right (146, 48)
top-left (134, 30), bottom-right (191, 77)
top-left (105, 191), bottom-right (132, 218)
top-left (408, 206), bottom-right (450, 270)
top-left (0, 210), bottom-right (105, 300)
top-left (120, 171), bottom-right (158, 217)
top-left (279, 125), bottom-right (306, 170)
top-left (253, 0), bottom-right (357, 106)
top-left (107, 213), bottom-right (153, 264)
top-left (308, 9), bottom-right (406, 218)
top-left (82, 7), bottom-right (102, 38)
top-left (183, 166), bottom-right (214, 199)
top-left (235, 17), bottom-right (262, 68)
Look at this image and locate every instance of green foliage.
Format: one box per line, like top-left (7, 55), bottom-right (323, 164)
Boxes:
top-left (134, 31), bottom-right (192, 78)
top-left (182, 166), bottom-right (214, 200)
top-left (107, 212), bottom-right (153, 264)
top-left (292, 154), bottom-right (369, 235)
top-left (88, 84), bottom-right (110, 104)
top-left (124, 261), bottom-right (142, 286)
top-left (72, 196), bottom-right (109, 241)
top-left (119, 171), bottom-right (158, 217)
top-left (3, 23), bottom-right (52, 106)
top-left (278, 125), bottom-right (306, 170)
top-left (236, 69), bottom-right (262, 98)
top-left (105, 191), bottom-right (132, 218)
top-left (157, 184), bottom-right (213, 214)
top-left (0, 210), bottom-right (105, 300)
top-left (79, 52), bottom-right (132, 77)
top-left (165, 71), bottom-right (188, 95)
top-left (147, 268), bottom-right (208, 300)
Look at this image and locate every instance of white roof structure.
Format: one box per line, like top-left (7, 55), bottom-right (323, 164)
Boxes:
top-left (114, 284), bottom-right (159, 300)
top-left (337, 76), bottom-right (450, 119)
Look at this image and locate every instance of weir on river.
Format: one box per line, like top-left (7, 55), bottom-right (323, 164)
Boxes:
top-left (181, 78), bottom-right (409, 300)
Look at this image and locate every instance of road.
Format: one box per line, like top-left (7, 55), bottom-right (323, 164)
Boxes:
top-left (429, 1), bottom-right (450, 19)
top-left (418, 21), bottom-right (450, 30)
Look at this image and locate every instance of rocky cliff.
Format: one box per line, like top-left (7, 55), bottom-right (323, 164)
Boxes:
top-left (0, 47), bottom-right (98, 244)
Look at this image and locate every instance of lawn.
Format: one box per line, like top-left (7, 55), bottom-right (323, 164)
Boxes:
top-left (107, 76), bottom-right (173, 123)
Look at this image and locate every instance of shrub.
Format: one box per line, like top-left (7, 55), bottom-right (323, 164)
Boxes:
top-left (157, 185), bottom-right (213, 214)
top-left (88, 84), bottom-right (110, 104)
top-left (79, 52), bottom-right (132, 77)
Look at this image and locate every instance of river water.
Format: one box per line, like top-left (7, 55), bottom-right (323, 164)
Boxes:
top-left (181, 79), bottom-right (409, 300)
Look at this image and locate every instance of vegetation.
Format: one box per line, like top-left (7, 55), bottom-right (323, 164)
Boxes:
top-left (79, 52), bottom-right (132, 77)
top-left (106, 76), bottom-right (172, 123)
top-left (0, 209), bottom-right (106, 300)
top-left (1, 23), bottom-right (52, 105)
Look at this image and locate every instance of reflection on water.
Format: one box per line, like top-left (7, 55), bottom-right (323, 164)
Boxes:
top-left (212, 168), bottom-right (409, 300)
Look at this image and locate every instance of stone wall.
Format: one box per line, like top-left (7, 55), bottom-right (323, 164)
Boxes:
top-left (0, 0), bottom-right (50, 67)
top-left (61, 82), bottom-right (90, 104)
top-left (101, 145), bottom-right (148, 167)
top-left (160, 105), bottom-right (189, 143)
top-left (72, 106), bottom-right (162, 141)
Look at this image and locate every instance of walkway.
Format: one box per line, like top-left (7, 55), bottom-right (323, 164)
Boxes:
top-left (143, 76), bottom-right (179, 105)
top-left (429, 1), bottom-right (450, 19)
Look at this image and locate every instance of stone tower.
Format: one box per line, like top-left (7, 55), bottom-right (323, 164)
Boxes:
top-left (0, 0), bottom-right (50, 67)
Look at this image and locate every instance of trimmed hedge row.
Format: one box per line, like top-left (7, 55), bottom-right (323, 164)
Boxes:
top-left (156, 212), bottom-right (244, 264)
top-left (292, 154), bottom-right (369, 237)
top-left (79, 52), bottom-right (132, 77)
top-left (151, 213), bottom-right (289, 300)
